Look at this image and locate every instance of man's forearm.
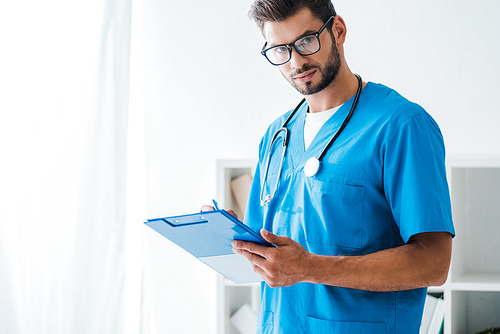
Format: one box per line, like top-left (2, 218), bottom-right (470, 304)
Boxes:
top-left (303, 232), bottom-right (453, 292)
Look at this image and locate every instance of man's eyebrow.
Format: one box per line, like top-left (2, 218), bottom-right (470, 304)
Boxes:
top-left (300, 29), bottom-right (317, 36)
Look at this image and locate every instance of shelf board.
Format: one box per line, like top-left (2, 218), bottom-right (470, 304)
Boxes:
top-left (447, 157), bottom-right (500, 168)
top-left (427, 286), bottom-right (445, 293)
top-left (451, 273), bottom-right (500, 291)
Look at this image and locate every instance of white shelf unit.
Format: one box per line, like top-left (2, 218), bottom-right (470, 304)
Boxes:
top-left (445, 159), bottom-right (500, 334)
top-left (215, 158), bottom-right (500, 334)
top-left (216, 159), bottom-right (260, 334)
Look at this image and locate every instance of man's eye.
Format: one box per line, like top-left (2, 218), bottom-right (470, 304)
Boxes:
top-left (299, 36), bottom-right (314, 45)
top-left (273, 46), bottom-right (288, 54)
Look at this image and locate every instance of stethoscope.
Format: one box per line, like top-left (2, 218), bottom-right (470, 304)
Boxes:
top-left (260, 74), bottom-right (363, 207)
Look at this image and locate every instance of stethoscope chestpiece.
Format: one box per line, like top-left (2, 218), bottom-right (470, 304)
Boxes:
top-left (304, 157), bottom-right (320, 177)
top-left (260, 194), bottom-right (272, 207)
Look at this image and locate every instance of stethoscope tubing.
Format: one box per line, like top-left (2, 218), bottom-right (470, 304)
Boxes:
top-left (318, 73), bottom-right (362, 161)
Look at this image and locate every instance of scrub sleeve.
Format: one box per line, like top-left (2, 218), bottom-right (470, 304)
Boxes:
top-left (383, 114), bottom-right (454, 241)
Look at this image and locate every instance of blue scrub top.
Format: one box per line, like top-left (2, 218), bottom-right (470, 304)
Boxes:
top-left (244, 82), bottom-right (455, 334)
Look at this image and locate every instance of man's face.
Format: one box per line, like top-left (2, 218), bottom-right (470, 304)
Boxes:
top-left (263, 8), bottom-right (341, 96)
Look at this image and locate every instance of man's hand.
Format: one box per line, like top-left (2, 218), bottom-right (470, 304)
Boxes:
top-left (232, 229), bottom-right (312, 287)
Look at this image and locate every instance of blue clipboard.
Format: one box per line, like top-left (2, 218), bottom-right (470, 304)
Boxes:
top-left (145, 210), bottom-right (274, 284)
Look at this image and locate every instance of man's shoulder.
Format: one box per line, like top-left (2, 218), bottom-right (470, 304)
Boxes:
top-left (362, 82), bottom-right (429, 122)
top-left (360, 82), bottom-right (444, 146)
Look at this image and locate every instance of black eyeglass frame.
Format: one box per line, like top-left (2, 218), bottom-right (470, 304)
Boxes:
top-left (261, 15), bottom-right (336, 66)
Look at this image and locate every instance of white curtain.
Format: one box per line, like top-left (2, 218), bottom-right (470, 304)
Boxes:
top-left (0, 0), bottom-right (133, 333)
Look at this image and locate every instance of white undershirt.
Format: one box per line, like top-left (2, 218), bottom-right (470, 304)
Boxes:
top-left (304, 105), bottom-right (342, 150)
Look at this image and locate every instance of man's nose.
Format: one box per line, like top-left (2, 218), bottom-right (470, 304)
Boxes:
top-left (288, 48), bottom-right (307, 69)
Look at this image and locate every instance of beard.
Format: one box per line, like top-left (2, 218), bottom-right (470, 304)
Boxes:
top-left (284, 41), bottom-right (341, 96)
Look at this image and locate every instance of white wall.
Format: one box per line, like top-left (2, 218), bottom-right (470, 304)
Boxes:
top-left (140, 1), bottom-right (500, 333)
top-left (337, 0), bottom-right (500, 158)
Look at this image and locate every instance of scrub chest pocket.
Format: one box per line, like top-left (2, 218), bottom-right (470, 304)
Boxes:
top-left (308, 180), bottom-right (364, 251)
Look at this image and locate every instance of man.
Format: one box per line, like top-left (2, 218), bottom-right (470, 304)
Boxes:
top-left (230, 0), bottom-right (455, 332)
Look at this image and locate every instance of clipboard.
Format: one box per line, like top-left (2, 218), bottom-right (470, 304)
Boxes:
top-left (145, 210), bottom-right (274, 284)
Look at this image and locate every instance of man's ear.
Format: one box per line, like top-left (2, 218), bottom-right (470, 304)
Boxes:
top-left (332, 15), bottom-right (347, 46)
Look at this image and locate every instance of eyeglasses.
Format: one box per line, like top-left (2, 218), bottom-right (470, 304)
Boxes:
top-left (261, 16), bottom-right (335, 66)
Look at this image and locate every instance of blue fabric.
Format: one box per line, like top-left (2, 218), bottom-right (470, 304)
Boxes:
top-left (244, 82), bottom-right (455, 333)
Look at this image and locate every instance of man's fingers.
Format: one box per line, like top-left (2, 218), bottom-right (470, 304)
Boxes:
top-left (237, 249), bottom-right (267, 271)
top-left (233, 240), bottom-right (268, 259)
top-left (200, 205), bottom-right (215, 212)
top-left (226, 209), bottom-right (238, 219)
top-left (199, 205), bottom-right (238, 219)
top-left (261, 229), bottom-right (292, 246)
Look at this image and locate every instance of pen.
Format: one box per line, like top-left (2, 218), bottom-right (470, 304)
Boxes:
top-left (212, 199), bottom-right (220, 211)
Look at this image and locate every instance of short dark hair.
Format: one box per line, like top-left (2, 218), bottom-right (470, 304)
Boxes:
top-left (249, 0), bottom-right (337, 31)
